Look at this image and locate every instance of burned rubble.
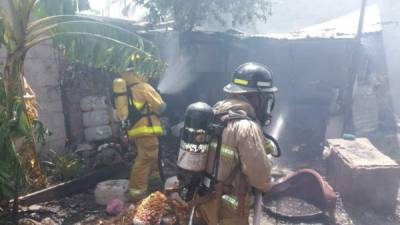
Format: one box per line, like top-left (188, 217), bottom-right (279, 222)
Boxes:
top-left (1, 1), bottom-right (400, 225)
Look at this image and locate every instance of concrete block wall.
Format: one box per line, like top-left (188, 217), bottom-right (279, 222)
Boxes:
top-left (61, 69), bottom-right (116, 148)
top-left (0, 42), bottom-right (66, 153)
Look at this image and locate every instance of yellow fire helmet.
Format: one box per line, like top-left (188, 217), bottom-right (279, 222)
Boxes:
top-left (121, 69), bottom-right (148, 85)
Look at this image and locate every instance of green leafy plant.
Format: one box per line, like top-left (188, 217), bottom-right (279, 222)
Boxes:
top-left (125, 0), bottom-right (272, 31)
top-left (0, 75), bottom-right (28, 215)
top-left (42, 150), bottom-right (85, 182)
top-left (0, 0), bottom-right (166, 212)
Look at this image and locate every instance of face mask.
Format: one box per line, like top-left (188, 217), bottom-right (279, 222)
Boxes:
top-left (256, 94), bottom-right (275, 126)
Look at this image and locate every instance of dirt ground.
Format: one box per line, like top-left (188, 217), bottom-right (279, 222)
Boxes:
top-left (7, 187), bottom-right (399, 225)
top-left (2, 135), bottom-right (400, 225)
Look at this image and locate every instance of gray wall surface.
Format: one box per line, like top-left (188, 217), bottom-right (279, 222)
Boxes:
top-left (158, 31), bottom-right (392, 155)
top-left (158, 32), bottom-right (357, 154)
top-left (0, 43), bottom-right (67, 153)
top-left (379, 0), bottom-right (400, 116)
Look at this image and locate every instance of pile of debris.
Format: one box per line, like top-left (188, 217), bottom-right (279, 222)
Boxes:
top-left (98, 191), bottom-right (188, 225)
top-left (15, 192), bottom-right (105, 225)
top-left (74, 142), bottom-right (135, 170)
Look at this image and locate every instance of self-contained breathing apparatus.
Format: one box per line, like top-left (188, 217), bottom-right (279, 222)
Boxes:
top-left (112, 78), bottom-right (148, 133)
top-left (176, 101), bottom-right (281, 203)
top-left (176, 102), bottom-right (215, 201)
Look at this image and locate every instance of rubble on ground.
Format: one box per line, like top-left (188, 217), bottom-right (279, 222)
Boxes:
top-left (2, 136), bottom-right (398, 225)
top-left (98, 191), bottom-right (188, 225)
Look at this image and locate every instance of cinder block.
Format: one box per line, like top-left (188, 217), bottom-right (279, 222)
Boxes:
top-left (43, 137), bottom-right (66, 153)
top-left (50, 113), bottom-right (66, 131)
top-left (26, 42), bottom-right (56, 60)
top-left (46, 86), bottom-right (62, 102)
top-left (38, 100), bottom-right (63, 113)
top-left (38, 112), bottom-right (66, 136)
top-left (326, 138), bottom-right (400, 214)
top-left (24, 59), bottom-right (60, 87)
top-left (47, 125), bottom-right (66, 140)
top-left (35, 86), bottom-right (62, 104)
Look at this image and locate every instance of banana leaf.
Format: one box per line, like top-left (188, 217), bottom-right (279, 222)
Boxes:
top-left (0, 19), bottom-right (5, 48)
top-left (28, 0), bottom-right (166, 76)
top-left (0, 0), bottom-right (166, 203)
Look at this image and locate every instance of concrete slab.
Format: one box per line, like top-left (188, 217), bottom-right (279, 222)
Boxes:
top-left (326, 138), bottom-right (400, 214)
top-left (328, 138), bottom-right (398, 167)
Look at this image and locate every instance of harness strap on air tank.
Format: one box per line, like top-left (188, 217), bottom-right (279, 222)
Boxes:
top-left (208, 111), bottom-right (253, 222)
top-left (126, 82), bottom-right (156, 129)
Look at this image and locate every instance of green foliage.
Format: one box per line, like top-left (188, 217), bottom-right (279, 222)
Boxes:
top-left (130, 0), bottom-right (272, 31)
top-left (0, 76), bottom-right (27, 201)
top-left (0, 0), bottom-right (166, 206)
top-left (29, 0), bottom-right (166, 75)
top-left (0, 19), bottom-right (5, 48)
top-left (0, 75), bottom-right (49, 201)
top-left (32, 120), bottom-right (52, 145)
top-left (0, 104), bottom-right (49, 202)
top-left (47, 17), bottom-right (166, 75)
top-left (34, 0), bottom-right (90, 17)
top-left (42, 150), bottom-right (85, 182)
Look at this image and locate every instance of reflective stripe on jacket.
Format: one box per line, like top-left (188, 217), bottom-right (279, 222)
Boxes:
top-left (206, 96), bottom-right (272, 195)
top-left (126, 81), bottom-right (165, 137)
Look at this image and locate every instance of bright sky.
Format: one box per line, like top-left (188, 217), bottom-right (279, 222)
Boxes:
top-left (87, 0), bottom-right (146, 21)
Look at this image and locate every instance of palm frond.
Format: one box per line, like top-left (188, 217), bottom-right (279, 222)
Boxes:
top-left (26, 17), bottom-right (166, 75)
top-left (27, 14), bottom-right (97, 33)
top-left (0, 2), bottom-right (17, 50)
top-left (27, 31), bottom-right (165, 75)
top-left (27, 18), bottom-right (156, 51)
top-left (0, 19), bottom-right (5, 48)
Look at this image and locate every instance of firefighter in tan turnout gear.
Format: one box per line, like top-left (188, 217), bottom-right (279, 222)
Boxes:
top-left (113, 69), bottom-right (166, 201)
top-left (167, 62), bottom-right (277, 225)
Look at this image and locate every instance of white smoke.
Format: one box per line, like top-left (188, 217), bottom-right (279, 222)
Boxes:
top-left (157, 33), bottom-right (197, 95)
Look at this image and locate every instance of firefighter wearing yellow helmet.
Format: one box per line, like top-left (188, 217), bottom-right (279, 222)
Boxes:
top-left (113, 69), bottom-right (166, 201)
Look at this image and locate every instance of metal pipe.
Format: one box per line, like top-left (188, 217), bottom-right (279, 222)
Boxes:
top-left (356, 0), bottom-right (368, 41)
top-left (343, 0), bottom-right (369, 133)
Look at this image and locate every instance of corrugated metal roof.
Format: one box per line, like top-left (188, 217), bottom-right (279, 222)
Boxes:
top-left (80, 4), bottom-right (383, 41)
top-left (236, 4), bottom-right (382, 40)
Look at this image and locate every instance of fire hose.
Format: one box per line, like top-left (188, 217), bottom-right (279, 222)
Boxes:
top-left (263, 169), bottom-right (337, 223)
top-left (253, 133), bottom-right (281, 225)
top-left (253, 191), bottom-right (263, 225)
top-left (263, 132), bottom-right (281, 158)
top-left (254, 129), bottom-right (281, 225)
